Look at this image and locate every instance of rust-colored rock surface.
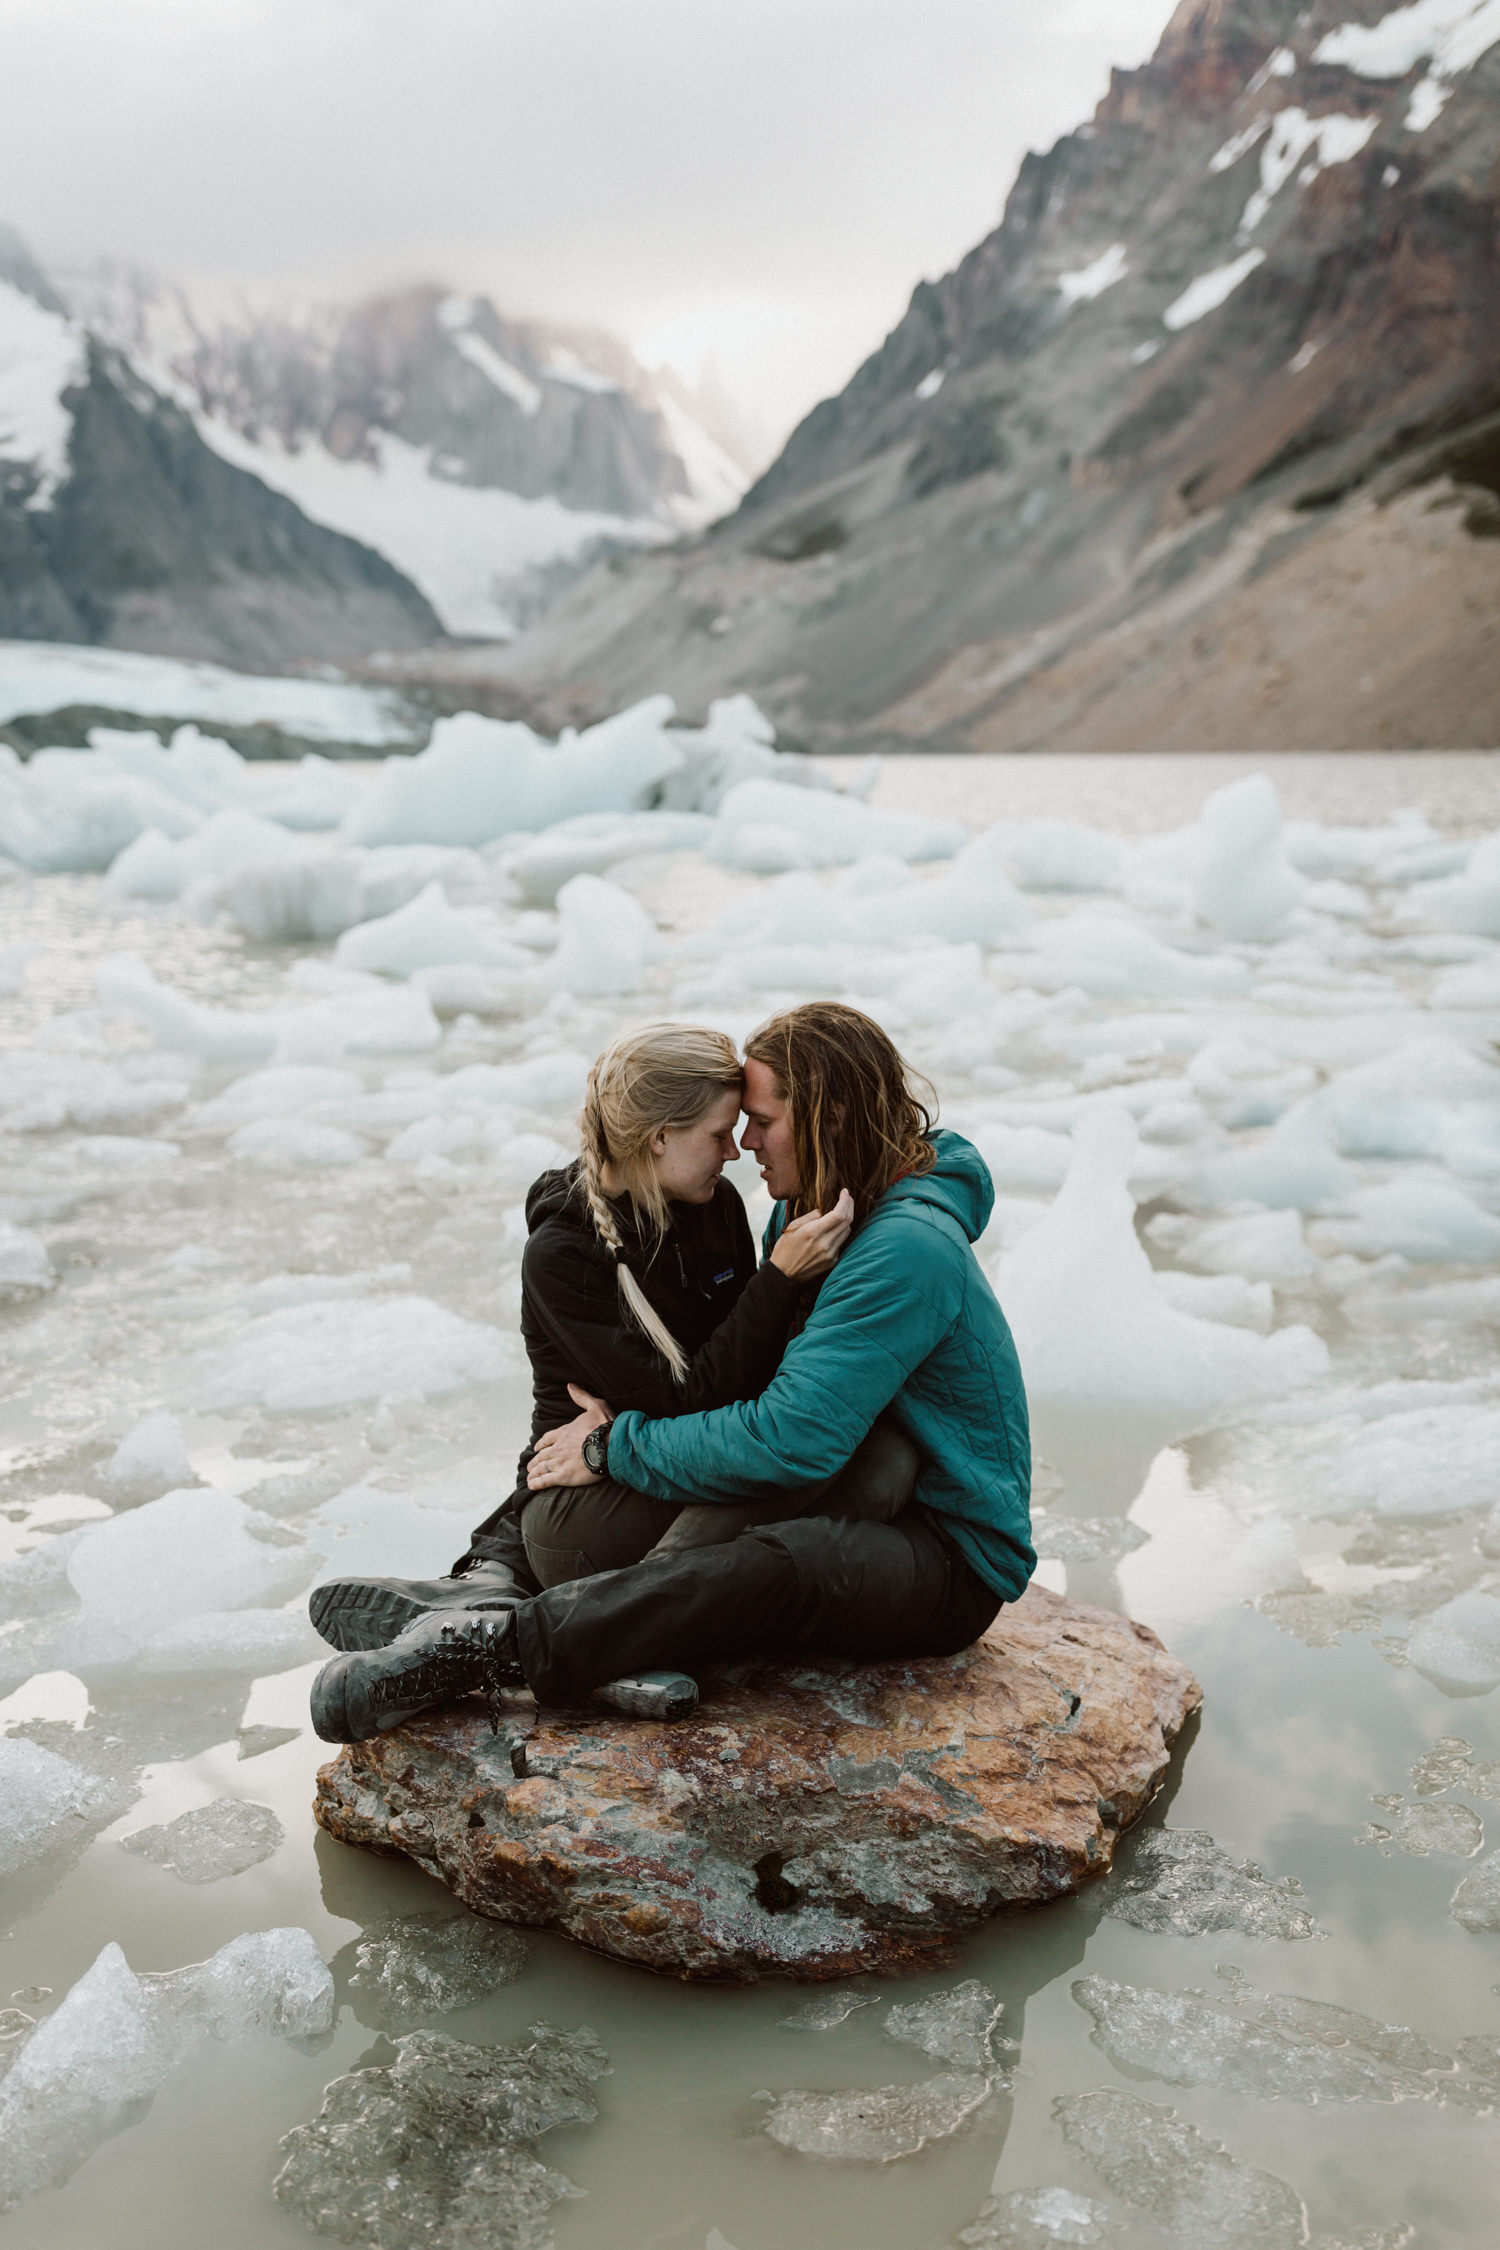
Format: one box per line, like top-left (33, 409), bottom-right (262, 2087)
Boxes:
top-left (313, 1586), bottom-right (1200, 1981)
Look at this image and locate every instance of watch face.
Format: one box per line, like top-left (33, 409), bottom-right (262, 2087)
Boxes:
top-left (584, 1427), bottom-right (607, 1473)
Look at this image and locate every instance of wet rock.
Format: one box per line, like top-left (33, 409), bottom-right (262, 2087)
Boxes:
top-left (345, 1912), bottom-right (529, 2032)
top-left (762, 2070), bottom-right (995, 2161)
top-left (273, 2022), bottom-right (607, 2250)
top-left (1103, 1828), bottom-right (1321, 1940)
top-left (121, 1798), bottom-right (283, 1883)
top-left (313, 1586), bottom-right (1200, 1981)
top-left (1055, 2088), bottom-right (1304, 2250)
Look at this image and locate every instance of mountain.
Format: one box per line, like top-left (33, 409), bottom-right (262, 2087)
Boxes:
top-left (487, 0), bottom-right (1500, 751)
top-left (68, 268), bottom-right (761, 640)
top-left (0, 228), bottom-right (442, 668)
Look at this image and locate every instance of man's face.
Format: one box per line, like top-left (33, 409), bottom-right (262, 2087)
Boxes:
top-left (741, 1057), bottom-right (802, 1203)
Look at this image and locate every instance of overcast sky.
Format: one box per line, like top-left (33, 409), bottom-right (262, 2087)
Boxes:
top-left (1, 0), bottom-right (1179, 439)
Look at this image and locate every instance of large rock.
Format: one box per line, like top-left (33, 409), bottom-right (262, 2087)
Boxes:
top-left (313, 1586), bottom-right (1200, 1982)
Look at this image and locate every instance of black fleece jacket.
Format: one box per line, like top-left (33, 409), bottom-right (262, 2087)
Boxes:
top-left (466, 1163), bottom-right (799, 1558)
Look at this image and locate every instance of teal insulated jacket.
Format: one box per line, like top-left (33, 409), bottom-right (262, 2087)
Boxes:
top-left (608, 1130), bottom-right (1034, 1601)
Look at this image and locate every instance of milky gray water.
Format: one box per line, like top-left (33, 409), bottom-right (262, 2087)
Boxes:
top-left (3, 748), bottom-right (1500, 2250)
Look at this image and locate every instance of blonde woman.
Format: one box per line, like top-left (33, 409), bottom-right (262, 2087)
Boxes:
top-left (310, 1022), bottom-right (912, 1725)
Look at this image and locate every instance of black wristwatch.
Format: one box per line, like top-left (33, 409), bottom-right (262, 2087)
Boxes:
top-left (582, 1422), bottom-right (611, 1479)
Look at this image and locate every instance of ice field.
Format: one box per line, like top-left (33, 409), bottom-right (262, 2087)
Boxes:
top-left (2, 701), bottom-right (1500, 2249)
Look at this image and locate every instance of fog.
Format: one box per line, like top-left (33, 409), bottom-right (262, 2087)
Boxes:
top-left (1, 0), bottom-right (1177, 436)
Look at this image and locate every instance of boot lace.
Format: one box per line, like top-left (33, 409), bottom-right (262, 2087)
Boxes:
top-left (370, 1615), bottom-right (518, 1733)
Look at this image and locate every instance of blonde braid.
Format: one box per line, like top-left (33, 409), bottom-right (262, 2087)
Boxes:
top-left (576, 1024), bottom-right (737, 1384)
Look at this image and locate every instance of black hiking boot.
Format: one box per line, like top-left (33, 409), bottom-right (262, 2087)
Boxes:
top-left (308, 1560), bottom-right (524, 1653)
top-left (310, 1609), bottom-right (526, 1744)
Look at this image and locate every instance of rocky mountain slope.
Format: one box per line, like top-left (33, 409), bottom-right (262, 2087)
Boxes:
top-left (69, 269), bottom-right (759, 639)
top-left (490, 0), bottom-right (1500, 751)
top-left (0, 228), bottom-right (442, 668)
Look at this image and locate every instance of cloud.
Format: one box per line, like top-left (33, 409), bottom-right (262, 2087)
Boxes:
top-left (0, 0), bottom-right (1177, 432)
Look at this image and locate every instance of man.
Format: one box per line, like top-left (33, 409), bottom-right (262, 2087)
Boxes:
top-left (310, 1003), bottom-right (1033, 1742)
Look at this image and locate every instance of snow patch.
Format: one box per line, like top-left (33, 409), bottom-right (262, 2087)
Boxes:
top-left (1163, 249), bottom-right (1267, 329)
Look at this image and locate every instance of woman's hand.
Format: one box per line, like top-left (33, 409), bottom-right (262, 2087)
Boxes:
top-left (768, 1188), bottom-right (855, 1281)
top-left (527, 1385), bottom-right (612, 1489)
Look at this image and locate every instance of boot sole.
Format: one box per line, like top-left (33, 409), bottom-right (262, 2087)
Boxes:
top-left (309, 1578), bottom-right (522, 1653)
top-left (309, 1581), bottom-right (431, 1653)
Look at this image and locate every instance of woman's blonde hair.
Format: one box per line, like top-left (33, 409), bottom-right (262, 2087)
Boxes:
top-left (579, 1022), bottom-right (742, 1382)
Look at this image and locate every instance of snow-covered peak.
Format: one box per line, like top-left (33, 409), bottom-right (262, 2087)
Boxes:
top-left (0, 277), bottom-right (85, 506)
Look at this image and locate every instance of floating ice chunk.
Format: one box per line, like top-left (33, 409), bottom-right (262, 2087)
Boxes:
top-left (1389, 1800), bottom-right (1483, 1856)
top-left (67, 1487), bottom-right (317, 1649)
top-left (1333, 1178), bottom-right (1500, 1263)
top-left (1319, 1037), bottom-right (1500, 1159)
top-left (1073, 1975), bottom-right (1454, 2104)
top-left (342, 698), bottom-right (682, 847)
top-left (1170, 1208), bottom-right (1316, 1281)
top-left (0, 1739), bottom-right (117, 1876)
top-left (971, 1122), bottom-right (1075, 1192)
top-left (958, 2185), bottom-right (1116, 2247)
top-left (99, 954), bottom-right (441, 1062)
top-left (779, 1992), bottom-right (878, 2031)
top-left (1031, 913), bottom-right (1251, 998)
top-left (1408, 1593), bottom-right (1500, 1695)
top-left (504, 811), bottom-right (713, 905)
top-left (193, 1064), bottom-right (363, 1128)
top-left (1056, 2087), bottom-right (1305, 2248)
top-left (763, 2072), bottom-right (993, 2160)
top-left (551, 873), bottom-right (660, 996)
top-left (885, 1980), bottom-right (1007, 2071)
top-left (1191, 1099), bottom-right (1354, 1209)
top-left (0, 746), bottom-right (199, 873)
top-left (1451, 1848), bottom-right (1500, 1931)
top-left (1273, 1399), bottom-right (1500, 1519)
top-left (0, 1221), bottom-right (54, 1296)
top-left (1193, 776), bottom-right (1305, 940)
top-left (1433, 953), bottom-right (1500, 1009)
top-left (1415, 832), bottom-right (1500, 935)
top-left (1000, 1109), bottom-right (1328, 1499)
top-left (1104, 1830), bottom-right (1321, 1939)
top-left (334, 882), bottom-right (528, 976)
top-left (345, 1912), bottom-right (530, 2031)
top-left (0, 1044), bottom-right (186, 1134)
top-left (102, 1410), bottom-right (196, 1500)
top-left (122, 1798), bottom-right (284, 1882)
top-left (107, 806), bottom-right (306, 900)
top-left (1155, 1271), bottom-right (1274, 1329)
top-left (273, 2023), bottom-right (608, 2243)
top-left (707, 777), bottom-right (963, 869)
top-left (196, 1294), bottom-right (511, 1412)
top-left (0, 1929), bottom-right (333, 2210)
top-left (98, 953), bottom-right (279, 1060)
top-left (136, 1608), bottom-right (323, 1673)
top-left (845, 856), bottom-right (1034, 944)
top-left (228, 1117), bottom-right (368, 1168)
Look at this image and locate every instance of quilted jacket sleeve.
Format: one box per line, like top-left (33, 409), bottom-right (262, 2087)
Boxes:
top-left (607, 1209), bottom-right (965, 1503)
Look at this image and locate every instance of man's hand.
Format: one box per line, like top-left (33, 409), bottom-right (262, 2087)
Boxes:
top-left (768, 1188), bottom-right (855, 1281)
top-left (527, 1385), bottom-right (612, 1489)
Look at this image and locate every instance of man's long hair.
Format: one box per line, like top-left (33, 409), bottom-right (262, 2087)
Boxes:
top-left (744, 1003), bottom-right (937, 1223)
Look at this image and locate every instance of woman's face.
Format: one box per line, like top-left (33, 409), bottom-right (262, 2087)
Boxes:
top-left (650, 1086), bottom-right (742, 1205)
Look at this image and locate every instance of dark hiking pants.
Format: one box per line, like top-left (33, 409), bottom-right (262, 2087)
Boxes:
top-left (520, 1418), bottom-right (921, 1589)
top-left (510, 1507), bottom-right (1002, 1707)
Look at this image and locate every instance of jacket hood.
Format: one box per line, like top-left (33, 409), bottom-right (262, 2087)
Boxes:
top-left (879, 1130), bottom-right (994, 1244)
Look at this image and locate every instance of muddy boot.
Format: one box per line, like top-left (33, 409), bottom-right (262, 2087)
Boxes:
top-left (309, 1559), bottom-right (524, 1653)
top-left (310, 1609), bottom-right (525, 1744)
top-left (593, 1670), bottom-right (699, 1720)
